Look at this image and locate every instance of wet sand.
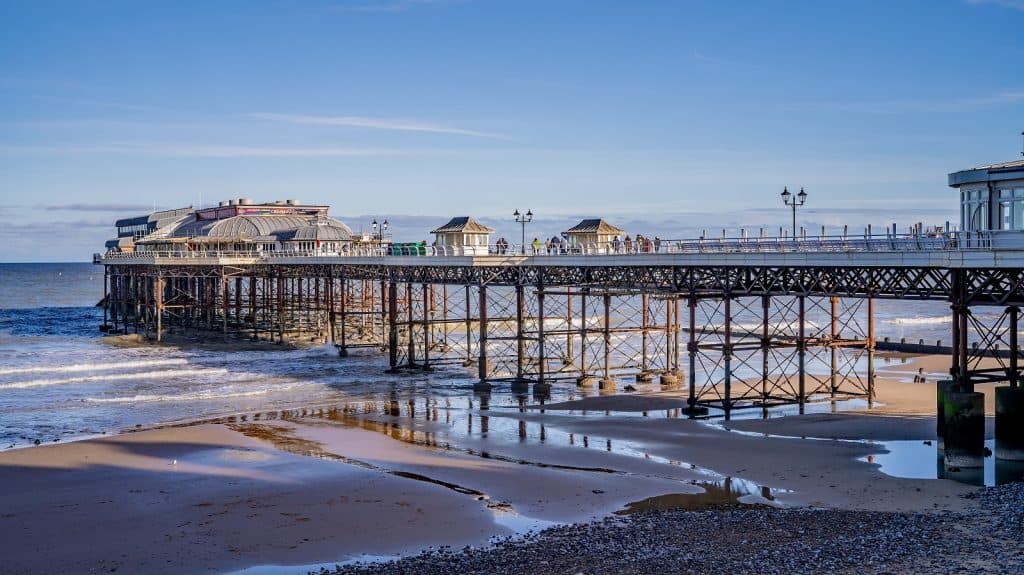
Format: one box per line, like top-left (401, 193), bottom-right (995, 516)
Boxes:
top-left (0, 352), bottom-right (1005, 574)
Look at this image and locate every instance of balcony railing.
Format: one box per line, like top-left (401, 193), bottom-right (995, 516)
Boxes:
top-left (95, 231), bottom-right (995, 262)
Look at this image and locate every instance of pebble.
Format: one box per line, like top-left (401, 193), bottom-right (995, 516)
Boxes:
top-left (319, 481), bottom-right (1024, 575)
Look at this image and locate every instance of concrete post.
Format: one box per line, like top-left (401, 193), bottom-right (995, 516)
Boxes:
top-left (995, 386), bottom-right (1024, 460)
top-left (935, 379), bottom-right (959, 449)
top-left (943, 391), bottom-right (985, 469)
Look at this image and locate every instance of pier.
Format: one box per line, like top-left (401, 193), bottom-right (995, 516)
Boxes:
top-left (94, 158), bottom-right (1024, 466)
top-left (97, 235), bottom-right (1021, 410)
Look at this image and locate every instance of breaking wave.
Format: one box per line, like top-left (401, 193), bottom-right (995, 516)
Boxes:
top-left (0, 358), bottom-right (188, 376)
top-left (84, 382), bottom-right (303, 403)
top-left (884, 316), bottom-right (949, 326)
top-left (0, 368), bottom-right (229, 390)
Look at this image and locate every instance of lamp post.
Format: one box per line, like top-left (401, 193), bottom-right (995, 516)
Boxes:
top-left (780, 186), bottom-right (807, 238)
top-left (371, 219), bottom-right (389, 251)
top-left (513, 209), bottom-right (533, 255)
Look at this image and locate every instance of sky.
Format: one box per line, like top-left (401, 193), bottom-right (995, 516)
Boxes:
top-left (1, 0), bottom-right (1023, 262)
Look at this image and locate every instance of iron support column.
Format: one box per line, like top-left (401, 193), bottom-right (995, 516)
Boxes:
top-left (421, 283), bottom-right (431, 370)
top-left (798, 295), bottom-right (806, 409)
top-left (724, 296), bottom-right (732, 414)
top-left (830, 296), bottom-right (838, 397)
top-left (475, 284), bottom-right (491, 390)
top-left (1010, 306), bottom-right (1019, 387)
top-left (600, 292), bottom-right (613, 389)
top-left (868, 296), bottom-right (876, 401)
top-left (762, 295), bottom-right (770, 404)
top-left (464, 284), bottom-right (474, 365)
top-left (688, 296), bottom-right (697, 407)
top-left (536, 289), bottom-right (551, 395)
top-left (387, 280), bottom-right (398, 369)
top-left (154, 275), bottom-right (163, 342)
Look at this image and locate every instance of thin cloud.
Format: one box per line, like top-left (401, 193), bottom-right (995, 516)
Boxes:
top-left (0, 144), bottom-right (408, 158)
top-left (966, 0), bottom-right (1024, 10)
top-left (39, 203), bottom-right (163, 212)
top-left (249, 113), bottom-right (504, 139)
top-left (31, 95), bottom-right (162, 113)
top-left (814, 90), bottom-right (1024, 114)
top-left (0, 219), bottom-right (110, 238)
top-left (334, 0), bottom-right (461, 13)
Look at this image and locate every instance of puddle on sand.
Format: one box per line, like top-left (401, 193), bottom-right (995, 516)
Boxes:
top-left (863, 439), bottom-right (1024, 487)
top-left (228, 422), bottom-right (553, 537)
top-left (614, 476), bottom-right (786, 515)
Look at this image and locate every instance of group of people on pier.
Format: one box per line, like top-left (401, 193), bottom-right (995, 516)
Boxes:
top-left (611, 235), bottom-right (661, 253)
top-left (489, 234), bottom-right (665, 255)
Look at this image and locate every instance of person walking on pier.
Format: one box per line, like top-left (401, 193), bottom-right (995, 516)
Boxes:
top-left (612, 235), bottom-right (622, 253)
top-left (532, 237), bottom-right (542, 255)
top-left (624, 235), bottom-right (633, 253)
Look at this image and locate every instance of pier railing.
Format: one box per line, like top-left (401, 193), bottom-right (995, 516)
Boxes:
top-left (97, 230), bottom-right (994, 261)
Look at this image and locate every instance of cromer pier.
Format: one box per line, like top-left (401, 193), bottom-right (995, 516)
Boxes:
top-left (96, 158), bottom-right (1024, 470)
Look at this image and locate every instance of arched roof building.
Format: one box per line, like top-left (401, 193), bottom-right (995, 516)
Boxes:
top-left (130, 199), bottom-right (354, 252)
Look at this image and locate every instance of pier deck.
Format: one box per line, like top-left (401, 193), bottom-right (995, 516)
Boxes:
top-left (97, 232), bottom-right (1024, 410)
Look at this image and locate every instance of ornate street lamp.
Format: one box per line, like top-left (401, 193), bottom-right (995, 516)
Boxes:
top-left (513, 209), bottom-right (533, 255)
top-left (371, 219), bottom-right (389, 249)
top-left (781, 186), bottom-right (807, 238)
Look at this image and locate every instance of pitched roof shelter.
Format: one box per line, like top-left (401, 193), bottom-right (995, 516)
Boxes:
top-left (430, 217), bottom-right (496, 235)
top-left (430, 217), bottom-right (495, 255)
top-left (563, 219), bottom-right (626, 236)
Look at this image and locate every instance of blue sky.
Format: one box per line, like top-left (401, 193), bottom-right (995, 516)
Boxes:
top-left (1, 0), bottom-right (1023, 261)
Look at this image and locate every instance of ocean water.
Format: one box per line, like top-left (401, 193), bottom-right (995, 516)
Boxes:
top-left (0, 262), bottom-right (972, 450)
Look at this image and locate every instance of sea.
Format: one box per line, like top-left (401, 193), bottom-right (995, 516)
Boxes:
top-left (0, 262), bottom-right (979, 451)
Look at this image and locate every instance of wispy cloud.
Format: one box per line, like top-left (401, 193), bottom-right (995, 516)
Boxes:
top-left (0, 144), bottom-right (407, 158)
top-left (967, 0), bottom-right (1024, 11)
top-left (31, 95), bottom-right (162, 113)
top-left (0, 219), bottom-right (110, 238)
top-left (334, 0), bottom-right (461, 13)
top-left (248, 113), bottom-right (504, 139)
top-left (39, 203), bottom-right (163, 212)
top-left (812, 90), bottom-right (1024, 114)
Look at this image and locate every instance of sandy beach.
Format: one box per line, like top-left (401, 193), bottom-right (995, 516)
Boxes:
top-left (0, 352), bottom-right (1019, 574)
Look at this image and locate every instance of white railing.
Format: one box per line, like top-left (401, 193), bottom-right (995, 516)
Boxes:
top-left (96, 231), bottom-right (995, 262)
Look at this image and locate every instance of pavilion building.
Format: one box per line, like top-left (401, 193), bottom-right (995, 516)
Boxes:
top-left (949, 159), bottom-right (1024, 246)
